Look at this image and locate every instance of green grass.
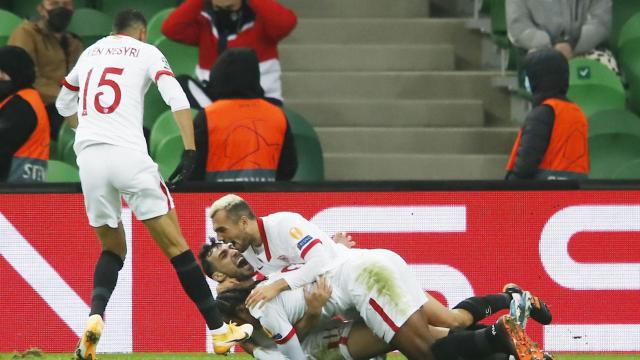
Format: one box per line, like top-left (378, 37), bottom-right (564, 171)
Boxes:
top-left (1, 353), bottom-right (638, 360)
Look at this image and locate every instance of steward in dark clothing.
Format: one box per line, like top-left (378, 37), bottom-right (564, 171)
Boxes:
top-left (0, 46), bottom-right (50, 183)
top-left (506, 49), bottom-right (589, 180)
top-left (192, 48), bottom-right (296, 182)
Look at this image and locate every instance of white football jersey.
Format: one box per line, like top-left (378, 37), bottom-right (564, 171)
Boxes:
top-left (241, 212), bottom-right (349, 287)
top-left (63, 34), bottom-right (177, 154)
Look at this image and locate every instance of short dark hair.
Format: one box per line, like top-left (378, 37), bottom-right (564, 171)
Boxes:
top-left (113, 9), bottom-right (147, 33)
top-left (199, 242), bottom-right (221, 277)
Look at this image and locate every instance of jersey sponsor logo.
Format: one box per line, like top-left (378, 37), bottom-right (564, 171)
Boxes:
top-left (289, 227), bottom-right (304, 240)
top-left (296, 235), bottom-right (313, 250)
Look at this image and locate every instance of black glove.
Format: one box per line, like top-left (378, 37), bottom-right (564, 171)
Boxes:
top-left (166, 149), bottom-right (197, 190)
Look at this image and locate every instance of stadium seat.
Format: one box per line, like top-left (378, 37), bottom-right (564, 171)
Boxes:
top-left (150, 110), bottom-right (180, 157)
top-left (13, 0), bottom-right (88, 19)
top-left (153, 134), bottom-right (183, 179)
top-left (283, 107), bottom-right (324, 181)
top-left (67, 8), bottom-right (112, 47)
top-left (0, 9), bottom-right (22, 46)
top-left (47, 160), bottom-right (80, 182)
top-left (612, 158), bottom-right (640, 180)
top-left (589, 133), bottom-right (640, 179)
top-left (587, 109), bottom-right (640, 139)
top-left (147, 7), bottom-right (174, 44)
top-left (567, 58), bottom-right (626, 117)
top-left (612, 0), bottom-right (640, 48)
top-left (154, 36), bottom-right (198, 77)
top-left (143, 86), bottom-right (167, 131)
top-left (57, 122), bottom-right (75, 158)
top-left (61, 140), bottom-right (77, 166)
top-left (99, 0), bottom-right (178, 21)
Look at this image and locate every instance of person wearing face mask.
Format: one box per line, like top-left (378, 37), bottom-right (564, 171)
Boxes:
top-left (0, 46), bottom-right (50, 183)
top-left (8, 0), bottom-right (84, 140)
top-left (161, 0), bottom-right (297, 105)
top-left (506, 49), bottom-right (589, 180)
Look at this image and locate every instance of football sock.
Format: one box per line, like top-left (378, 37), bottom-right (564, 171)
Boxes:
top-left (90, 250), bottom-right (124, 317)
top-left (171, 250), bottom-right (224, 330)
top-left (431, 325), bottom-right (505, 359)
top-left (453, 294), bottom-right (511, 323)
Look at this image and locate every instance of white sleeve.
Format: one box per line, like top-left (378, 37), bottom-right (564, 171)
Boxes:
top-left (280, 245), bottom-right (331, 290)
top-left (147, 46), bottom-right (190, 112)
top-left (250, 300), bottom-right (305, 359)
top-left (56, 64), bottom-right (81, 117)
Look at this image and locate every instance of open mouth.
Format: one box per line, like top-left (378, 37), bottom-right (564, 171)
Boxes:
top-left (237, 258), bottom-right (249, 268)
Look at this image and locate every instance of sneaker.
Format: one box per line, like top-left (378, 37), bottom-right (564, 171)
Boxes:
top-left (504, 283), bottom-right (552, 325)
top-left (494, 315), bottom-right (545, 360)
top-left (509, 290), bottom-right (532, 329)
top-left (212, 322), bottom-right (253, 354)
top-left (543, 352), bottom-right (554, 360)
top-left (75, 314), bottom-right (104, 360)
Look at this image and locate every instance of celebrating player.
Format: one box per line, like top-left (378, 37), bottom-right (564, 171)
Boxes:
top-left (55, 10), bottom-right (251, 360)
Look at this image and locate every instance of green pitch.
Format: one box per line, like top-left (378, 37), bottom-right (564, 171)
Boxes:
top-left (1, 353), bottom-right (638, 360)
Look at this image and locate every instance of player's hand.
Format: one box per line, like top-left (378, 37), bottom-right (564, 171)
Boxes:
top-left (166, 149), bottom-right (197, 190)
top-left (332, 232), bottom-right (355, 249)
top-left (245, 282), bottom-right (283, 309)
top-left (304, 276), bottom-right (332, 315)
top-left (216, 277), bottom-right (240, 294)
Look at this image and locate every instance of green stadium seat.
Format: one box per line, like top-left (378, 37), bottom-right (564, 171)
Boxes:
top-left (99, 0), bottom-right (178, 22)
top-left (150, 110), bottom-right (180, 157)
top-left (0, 9), bottom-right (22, 46)
top-left (283, 107), bottom-right (324, 181)
top-left (567, 58), bottom-right (625, 117)
top-left (147, 7), bottom-right (174, 44)
top-left (13, 0), bottom-right (89, 19)
top-left (154, 36), bottom-right (198, 77)
top-left (61, 140), bottom-right (77, 166)
top-left (143, 86), bottom-right (167, 131)
top-left (589, 133), bottom-right (640, 179)
top-left (57, 122), bottom-right (76, 157)
top-left (67, 8), bottom-right (112, 47)
top-left (613, 158), bottom-right (640, 180)
top-left (612, 0), bottom-right (640, 48)
top-left (153, 134), bottom-right (183, 179)
top-left (588, 109), bottom-right (640, 139)
top-left (47, 160), bottom-right (80, 182)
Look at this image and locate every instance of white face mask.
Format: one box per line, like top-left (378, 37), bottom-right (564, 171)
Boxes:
top-left (524, 76), bottom-right (532, 93)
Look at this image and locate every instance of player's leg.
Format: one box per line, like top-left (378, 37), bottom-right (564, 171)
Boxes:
top-left (118, 148), bottom-right (250, 353)
top-left (75, 145), bottom-right (127, 360)
top-left (423, 292), bottom-right (474, 329)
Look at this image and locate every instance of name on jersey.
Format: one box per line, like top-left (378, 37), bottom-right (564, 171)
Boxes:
top-left (296, 235), bottom-right (314, 250)
top-left (89, 46), bottom-right (140, 58)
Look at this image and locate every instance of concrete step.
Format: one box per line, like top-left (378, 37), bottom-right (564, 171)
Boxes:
top-left (316, 127), bottom-right (517, 154)
top-left (279, 44), bottom-right (454, 71)
top-left (283, 18), bottom-right (483, 69)
top-left (279, 0), bottom-right (430, 18)
top-left (286, 99), bottom-right (485, 127)
top-left (323, 154), bottom-right (509, 180)
top-left (282, 71), bottom-right (510, 124)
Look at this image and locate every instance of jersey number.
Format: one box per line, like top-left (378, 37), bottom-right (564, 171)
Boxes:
top-left (82, 67), bottom-right (124, 116)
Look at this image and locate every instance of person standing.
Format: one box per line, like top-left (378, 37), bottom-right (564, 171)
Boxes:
top-left (55, 10), bottom-right (252, 359)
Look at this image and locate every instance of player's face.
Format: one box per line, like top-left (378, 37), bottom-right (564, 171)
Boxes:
top-left (212, 210), bottom-right (252, 252)
top-left (41, 0), bottom-right (74, 11)
top-left (205, 243), bottom-right (255, 279)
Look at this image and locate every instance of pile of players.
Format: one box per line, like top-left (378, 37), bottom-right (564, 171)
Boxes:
top-left (200, 194), bottom-right (555, 360)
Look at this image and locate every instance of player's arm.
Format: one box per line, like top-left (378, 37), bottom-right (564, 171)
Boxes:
top-left (251, 299), bottom-right (307, 359)
top-left (294, 276), bottom-right (331, 340)
top-left (56, 66), bottom-right (81, 129)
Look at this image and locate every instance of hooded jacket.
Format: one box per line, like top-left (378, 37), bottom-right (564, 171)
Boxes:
top-left (506, 0), bottom-right (611, 55)
top-left (0, 46), bottom-right (50, 183)
top-left (192, 48), bottom-right (297, 181)
top-left (506, 49), bottom-right (589, 180)
top-left (161, 0), bottom-right (297, 101)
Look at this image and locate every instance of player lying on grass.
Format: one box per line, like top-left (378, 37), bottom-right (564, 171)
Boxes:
top-left (200, 241), bottom-right (552, 360)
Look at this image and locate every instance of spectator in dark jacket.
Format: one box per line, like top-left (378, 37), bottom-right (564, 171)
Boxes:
top-left (161, 0), bottom-right (297, 104)
top-left (506, 49), bottom-right (589, 180)
top-left (0, 46), bottom-right (50, 183)
top-left (192, 48), bottom-right (296, 182)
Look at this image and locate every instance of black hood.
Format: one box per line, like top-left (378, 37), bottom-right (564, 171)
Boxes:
top-left (524, 49), bottom-right (569, 106)
top-left (206, 48), bottom-right (264, 101)
top-left (204, 0), bottom-right (255, 36)
top-left (0, 46), bottom-right (36, 91)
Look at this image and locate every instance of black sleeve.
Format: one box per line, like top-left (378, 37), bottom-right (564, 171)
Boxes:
top-left (0, 96), bottom-right (38, 181)
top-left (510, 104), bottom-right (555, 179)
top-left (192, 110), bottom-right (208, 181)
top-left (276, 119), bottom-right (298, 181)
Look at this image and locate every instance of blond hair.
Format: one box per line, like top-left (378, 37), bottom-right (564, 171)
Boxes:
top-left (208, 194), bottom-right (256, 222)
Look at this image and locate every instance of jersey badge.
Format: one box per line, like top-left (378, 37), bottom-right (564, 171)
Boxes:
top-left (289, 227), bottom-right (304, 240)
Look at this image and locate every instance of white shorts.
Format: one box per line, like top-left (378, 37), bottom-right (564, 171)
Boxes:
top-left (76, 144), bottom-right (174, 228)
top-left (332, 249), bottom-right (428, 343)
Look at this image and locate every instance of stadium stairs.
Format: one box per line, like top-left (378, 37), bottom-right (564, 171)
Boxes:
top-left (279, 0), bottom-right (517, 180)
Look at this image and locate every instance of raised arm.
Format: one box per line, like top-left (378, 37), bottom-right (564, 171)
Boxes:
top-left (161, 0), bottom-right (205, 45)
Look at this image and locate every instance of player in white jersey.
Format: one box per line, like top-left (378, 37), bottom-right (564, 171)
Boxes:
top-left (54, 10), bottom-right (251, 359)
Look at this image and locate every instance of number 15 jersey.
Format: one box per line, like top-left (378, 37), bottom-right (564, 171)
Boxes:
top-left (61, 34), bottom-right (187, 154)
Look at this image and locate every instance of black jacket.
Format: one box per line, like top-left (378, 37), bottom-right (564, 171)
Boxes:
top-left (507, 49), bottom-right (570, 180)
top-left (192, 48), bottom-right (297, 181)
top-left (0, 94), bottom-right (38, 182)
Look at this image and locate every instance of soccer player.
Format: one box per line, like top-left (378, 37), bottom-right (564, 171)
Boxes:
top-left (199, 241), bottom-right (550, 360)
top-left (55, 10), bottom-right (251, 359)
